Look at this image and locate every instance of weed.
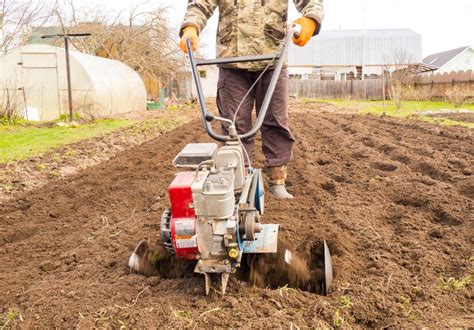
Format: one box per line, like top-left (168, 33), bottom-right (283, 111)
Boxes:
top-left (0, 116), bottom-right (30, 126)
top-left (94, 308), bottom-right (109, 322)
top-left (49, 170), bottom-right (61, 178)
top-left (58, 113), bottom-right (83, 121)
top-left (64, 149), bottom-right (78, 158)
top-left (0, 183), bottom-right (13, 192)
top-left (468, 256), bottom-right (474, 265)
top-left (171, 307), bottom-right (190, 319)
top-left (278, 284), bottom-right (297, 296)
top-left (332, 309), bottom-right (344, 327)
top-left (398, 294), bottom-right (411, 305)
top-left (1, 309), bottom-right (19, 329)
top-left (37, 163), bottom-right (46, 172)
top-left (438, 275), bottom-right (471, 291)
top-left (52, 155), bottom-right (62, 163)
top-left (411, 286), bottom-right (423, 295)
top-left (398, 295), bottom-right (421, 320)
top-left (341, 295), bottom-right (353, 309)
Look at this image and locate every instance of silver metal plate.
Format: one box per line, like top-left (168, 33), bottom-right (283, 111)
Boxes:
top-left (173, 143), bottom-right (218, 168)
top-left (242, 224), bottom-right (279, 253)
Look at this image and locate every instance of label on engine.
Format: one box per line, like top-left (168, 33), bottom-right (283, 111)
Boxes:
top-left (175, 218), bottom-right (195, 237)
top-left (176, 237), bottom-right (197, 248)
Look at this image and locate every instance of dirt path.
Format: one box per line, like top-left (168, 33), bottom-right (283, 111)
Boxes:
top-left (0, 106), bottom-right (472, 327)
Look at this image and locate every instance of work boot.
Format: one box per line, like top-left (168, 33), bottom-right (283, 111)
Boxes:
top-left (269, 184), bottom-right (294, 199)
top-left (265, 165), bottom-right (294, 199)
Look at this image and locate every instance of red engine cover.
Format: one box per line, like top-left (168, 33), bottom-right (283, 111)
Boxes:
top-left (168, 172), bottom-right (199, 260)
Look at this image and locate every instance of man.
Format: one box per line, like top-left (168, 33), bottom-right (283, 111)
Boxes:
top-left (179, 0), bottom-right (324, 199)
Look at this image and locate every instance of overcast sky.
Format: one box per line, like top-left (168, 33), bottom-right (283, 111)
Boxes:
top-left (95, 0), bottom-right (473, 58)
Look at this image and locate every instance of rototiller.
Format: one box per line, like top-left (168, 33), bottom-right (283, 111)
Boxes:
top-left (129, 27), bottom-right (332, 295)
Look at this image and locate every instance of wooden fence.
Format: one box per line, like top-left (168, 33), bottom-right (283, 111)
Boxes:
top-left (289, 79), bottom-right (384, 100)
top-left (289, 70), bottom-right (474, 100)
top-left (415, 70), bottom-right (474, 100)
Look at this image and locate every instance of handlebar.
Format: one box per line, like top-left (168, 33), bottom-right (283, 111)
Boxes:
top-left (186, 26), bottom-right (299, 142)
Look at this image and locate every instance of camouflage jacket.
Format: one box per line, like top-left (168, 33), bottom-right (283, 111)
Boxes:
top-left (181, 0), bottom-right (324, 70)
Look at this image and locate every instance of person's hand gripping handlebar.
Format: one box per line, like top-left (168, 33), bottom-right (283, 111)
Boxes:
top-left (180, 26), bottom-right (198, 53)
top-left (292, 17), bottom-right (317, 46)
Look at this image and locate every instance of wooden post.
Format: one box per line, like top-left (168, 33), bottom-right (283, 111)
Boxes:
top-left (64, 37), bottom-right (74, 122)
top-left (382, 65), bottom-right (386, 116)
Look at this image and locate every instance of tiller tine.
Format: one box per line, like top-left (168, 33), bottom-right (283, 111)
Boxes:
top-left (202, 272), bottom-right (231, 295)
top-left (128, 240), bottom-right (166, 277)
top-left (322, 240), bottom-right (333, 295)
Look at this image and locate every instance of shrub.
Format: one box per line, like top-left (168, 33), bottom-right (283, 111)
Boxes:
top-left (445, 85), bottom-right (468, 108)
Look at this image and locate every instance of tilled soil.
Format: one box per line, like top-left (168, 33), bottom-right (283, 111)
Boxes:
top-left (432, 112), bottom-right (474, 123)
top-left (0, 109), bottom-right (194, 201)
top-left (1, 107), bottom-right (473, 327)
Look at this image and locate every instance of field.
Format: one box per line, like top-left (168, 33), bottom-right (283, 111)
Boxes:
top-left (0, 102), bottom-right (473, 327)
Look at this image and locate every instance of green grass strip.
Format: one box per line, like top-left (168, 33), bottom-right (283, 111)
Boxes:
top-left (0, 119), bottom-right (132, 163)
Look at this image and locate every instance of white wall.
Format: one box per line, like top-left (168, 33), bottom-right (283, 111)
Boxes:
top-left (191, 65), bottom-right (219, 98)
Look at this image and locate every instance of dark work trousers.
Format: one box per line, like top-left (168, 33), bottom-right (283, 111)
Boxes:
top-left (216, 67), bottom-right (295, 167)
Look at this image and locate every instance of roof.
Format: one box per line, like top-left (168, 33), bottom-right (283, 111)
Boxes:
top-left (423, 46), bottom-right (470, 68)
top-left (393, 63), bottom-right (438, 75)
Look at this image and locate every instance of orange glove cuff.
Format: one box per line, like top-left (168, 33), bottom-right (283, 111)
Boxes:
top-left (292, 17), bottom-right (317, 47)
top-left (180, 26), bottom-right (199, 53)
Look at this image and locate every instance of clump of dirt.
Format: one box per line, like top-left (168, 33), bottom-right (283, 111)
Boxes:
top-left (239, 237), bottom-right (327, 294)
top-left (128, 240), bottom-right (194, 278)
top-left (0, 103), bottom-right (472, 328)
top-left (130, 236), bottom-right (328, 295)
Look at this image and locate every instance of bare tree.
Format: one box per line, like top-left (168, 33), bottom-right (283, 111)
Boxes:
top-left (0, 0), bottom-right (57, 54)
top-left (53, 1), bottom-right (185, 84)
top-left (384, 50), bottom-right (418, 110)
top-left (0, 79), bottom-right (27, 121)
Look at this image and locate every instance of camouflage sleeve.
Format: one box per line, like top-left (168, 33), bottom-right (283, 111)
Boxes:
top-left (180, 0), bottom-right (218, 37)
top-left (293, 0), bottom-right (324, 35)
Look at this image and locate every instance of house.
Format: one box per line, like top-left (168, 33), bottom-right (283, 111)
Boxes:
top-left (288, 29), bottom-right (422, 80)
top-left (191, 65), bottom-right (219, 98)
top-left (423, 46), bottom-right (474, 74)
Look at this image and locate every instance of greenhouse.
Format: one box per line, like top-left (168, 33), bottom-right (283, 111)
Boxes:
top-left (0, 44), bottom-right (146, 121)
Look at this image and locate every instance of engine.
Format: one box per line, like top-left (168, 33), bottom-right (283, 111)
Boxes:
top-left (160, 142), bottom-right (276, 293)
